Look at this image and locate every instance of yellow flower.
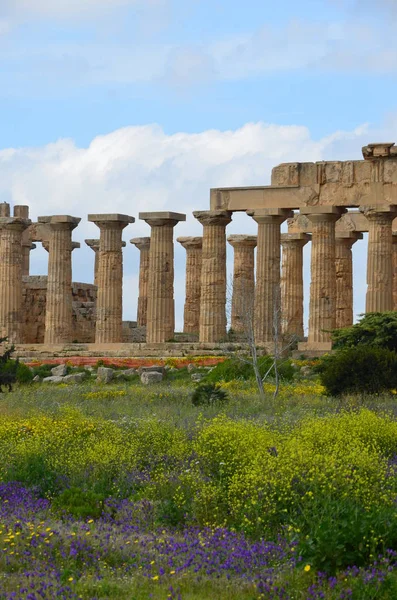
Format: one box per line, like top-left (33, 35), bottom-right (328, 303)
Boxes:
top-left (170, 570), bottom-right (176, 575)
top-left (152, 575), bottom-right (159, 581)
top-left (68, 577), bottom-right (74, 581)
top-left (304, 565), bottom-right (311, 572)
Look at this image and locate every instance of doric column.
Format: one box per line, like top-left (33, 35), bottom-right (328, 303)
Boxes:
top-left (88, 214), bottom-right (134, 344)
top-left (85, 239), bottom-right (126, 286)
top-left (193, 210), bottom-right (232, 343)
top-left (393, 233), bottom-right (397, 311)
top-left (177, 236), bottom-right (203, 333)
top-left (361, 205), bottom-right (397, 313)
top-left (43, 241), bottom-right (80, 252)
top-left (247, 209), bottom-right (293, 346)
top-left (41, 216), bottom-right (80, 344)
top-left (280, 233), bottom-right (310, 340)
top-left (0, 203), bottom-right (10, 217)
top-left (227, 234), bottom-right (257, 333)
top-left (335, 232), bottom-right (363, 329)
top-left (139, 212), bottom-right (186, 343)
top-left (299, 207), bottom-right (345, 348)
top-left (14, 207), bottom-right (32, 277)
top-left (130, 237), bottom-right (151, 327)
top-left (0, 217), bottom-right (31, 342)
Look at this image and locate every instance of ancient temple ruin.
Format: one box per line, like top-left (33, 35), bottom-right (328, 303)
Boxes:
top-left (1, 142), bottom-right (397, 357)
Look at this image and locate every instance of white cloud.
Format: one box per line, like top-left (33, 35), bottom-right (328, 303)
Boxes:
top-left (1, 0), bottom-right (160, 20)
top-left (0, 120), bottom-right (386, 326)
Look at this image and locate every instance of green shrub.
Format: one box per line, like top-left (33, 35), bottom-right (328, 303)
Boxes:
top-left (332, 312), bottom-right (397, 351)
top-left (31, 363), bottom-right (54, 379)
top-left (205, 357), bottom-right (295, 383)
top-left (191, 383), bottom-right (229, 406)
top-left (16, 361), bottom-right (34, 384)
top-left (53, 486), bottom-right (105, 520)
top-left (315, 346), bottom-right (397, 396)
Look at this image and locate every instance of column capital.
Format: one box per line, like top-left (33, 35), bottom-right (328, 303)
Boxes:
top-left (300, 206), bottom-right (346, 224)
top-left (43, 240), bottom-right (80, 252)
top-left (227, 234), bottom-right (257, 249)
top-left (85, 238), bottom-right (100, 251)
top-left (193, 210), bottom-right (232, 227)
top-left (177, 236), bottom-right (203, 250)
top-left (88, 214), bottom-right (135, 229)
top-left (247, 208), bottom-right (293, 225)
top-left (360, 205), bottom-right (397, 220)
top-left (39, 215), bottom-right (81, 231)
top-left (281, 232), bottom-right (311, 246)
top-left (336, 231), bottom-right (363, 243)
top-left (140, 211), bottom-right (186, 228)
top-left (0, 217), bottom-right (31, 231)
top-left (130, 237), bottom-right (151, 251)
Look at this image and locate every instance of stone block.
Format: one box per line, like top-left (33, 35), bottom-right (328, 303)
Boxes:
top-left (191, 373), bottom-right (204, 382)
top-left (51, 364), bottom-right (68, 377)
top-left (43, 376), bottom-right (64, 383)
top-left (63, 373), bottom-right (86, 383)
top-left (32, 375), bottom-right (41, 382)
top-left (141, 371), bottom-right (163, 385)
top-left (121, 368), bottom-right (138, 376)
top-left (97, 367), bottom-right (114, 383)
top-left (138, 365), bottom-right (166, 376)
top-left (187, 363), bottom-right (196, 373)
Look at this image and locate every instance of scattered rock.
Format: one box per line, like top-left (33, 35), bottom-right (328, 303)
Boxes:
top-left (138, 365), bottom-right (166, 376)
top-left (121, 368), bottom-right (138, 377)
top-left (32, 375), bottom-right (41, 383)
top-left (187, 363), bottom-right (196, 373)
top-left (191, 373), bottom-right (204, 382)
top-left (51, 364), bottom-right (68, 377)
top-left (114, 373), bottom-right (127, 381)
top-left (141, 371), bottom-right (163, 385)
top-left (43, 376), bottom-right (64, 384)
top-left (63, 373), bottom-right (86, 384)
top-left (301, 366), bottom-right (312, 376)
top-left (97, 367), bottom-right (114, 383)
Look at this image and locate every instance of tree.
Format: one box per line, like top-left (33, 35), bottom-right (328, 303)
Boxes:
top-left (331, 312), bottom-right (397, 352)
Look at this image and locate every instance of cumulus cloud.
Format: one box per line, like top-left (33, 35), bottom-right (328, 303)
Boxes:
top-left (0, 120), bottom-right (383, 326)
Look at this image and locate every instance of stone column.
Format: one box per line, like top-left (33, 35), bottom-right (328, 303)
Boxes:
top-left (361, 205), bottom-right (397, 313)
top-left (393, 233), bottom-right (397, 311)
top-left (88, 214), bottom-right (134, 344)
top-left (85, 239), bottom-right (126, 286)
top-left (0, 203), bottom-right (10, 217)
top-left (247, 209), bottom-right (293, 346)
top-left (298, 207), bottom-right (345, 350)
top-left (280, 233), bottom-right (310, 340)
top-left (139, 212), bottom-right (186, 343)
top-left (177, 236), bottom-right (203, 333)
top-left (227, 235), bottom-right (257, 333)
top-left (193, 210), bottom-right (232, 343)
top-left (335, 232), bottom-right (363, 329)
top-left (130, 237), bottom-right (151, 327)
top-left (42, 216), bottom-right (80, 344)
top-left (0, 217), bottom-right (31, 342)
top-left (43, 241), bottom-right (80, 252)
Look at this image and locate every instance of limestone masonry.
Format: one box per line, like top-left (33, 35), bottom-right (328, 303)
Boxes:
top-left (2, 142), bottom-right (397, 356)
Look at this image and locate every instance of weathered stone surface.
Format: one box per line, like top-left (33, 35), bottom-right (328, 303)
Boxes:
top-left (138, 365), bottom-right (166, 376)
top-left (32, 375), bottom-right (41, 382)
top-left (191, 373), bottom-right (204, 382)
top-left (177, 237), bottom-right (202, 334)
top-left (51, 363), bottom-right (68, 377)
top-left (63, 373), bottom-right (85, 383)
top-left (97, 367), bottom-right (114, 383)
top-left (43, 376), bottom-right (64, 383)
top-left (130, 237), bottom-right (150, 327)
top-left (121, 368), bottom-right (138, 376)
top-left (88, 214), bottom-right (134, 344)
top-left (194, 211), bottom-right (232, 343)
top-left (141, 371), bottom-right (163, 384)
top-left (227, 235), bottom-right (257, 334)
top-left (247, 209), bottom-right (293, 345)
top-left (335, 232), bottom-right (363, 329)
top-left (140, 212), bottom-right (185, 343)
top-left (281, 233), bottom-right (310, 340)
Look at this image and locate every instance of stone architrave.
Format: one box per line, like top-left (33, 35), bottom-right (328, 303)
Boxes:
top-left (0, 217), bottom-right (31, 342)
top-left (360, 205), bottom-right (397, 313)
top-left (41, 216), bottom-right (80, 344)
top-left (280, 233), bottom-right (310, 340)
top-left (393, 233), bottom-right (397, 311)
top-left (193, 210), bottom-right (232, 343)
top-left (139, 212), bottom-right (186, 343)
top-left (130, 237), bottom-right (151, 327)
top-left (298, 207), bottom-right (346, 351)
top-left (335, 232), bottom-right (363, 329)
top-left (227, 234), bottom-right (257, 333)
top-left (177, 236), bottom-right (203, 333)
top-left (247, 209), bottom-right (293, 346)
top-left (88, 214), bottom-right (134, 344)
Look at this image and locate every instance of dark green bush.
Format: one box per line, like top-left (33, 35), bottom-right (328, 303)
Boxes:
top-left (191, 383), bottom-right (229, 406)
top-left (205, 357), bottom-right (295, 384)
top-left (15, 361), bottom-right (34, 383)
top-left (315, 346), bottom-right (397, 396)
top-left (53, 487), bottom-right (105, 520)
top-left (332, 312), bottom-right (397, 352)
top-left (31, 363), bottom-right (54, 379)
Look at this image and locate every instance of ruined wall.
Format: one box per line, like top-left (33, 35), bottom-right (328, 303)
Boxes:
top-left (22, 276), bottom-right (97, 343)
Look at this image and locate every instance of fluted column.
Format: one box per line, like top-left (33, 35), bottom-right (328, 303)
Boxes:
top-left (393, 233), bottom-right (397, 311)
top-left (177, 237), bottom-right (203, 333)
top-left (140, 212), bottom-right (186, 343)
top-left (130, 237), bottom-right (151, 327)
top-left (280, 233), bottom-right (310, 340)
top-left (227, 235), bottom-right (257, 333)
top-left (88, 214), bottom-right (134, 344)
top-left (193, 210), bottom-right (232, 343)
top-left (0, 217), bottom-right (31, 342)
top-left (299, 207), bottom-right (345, 348)
top-left (85, 239), bottom-right (126, 286)
top-left (43, 241), bottom-right (80, 252)
top-left (361, 205), bottom-right (397, 313)
top-left (41, 216), bottom-right (80, 344)
top-left (247, 209), bottom-right (293, 346)
top-left (0, 203), bottom-right (10, 217)
top-left (335, 232), bottom-right (363, 329)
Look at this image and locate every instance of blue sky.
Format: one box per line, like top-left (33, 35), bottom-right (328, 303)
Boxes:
top-left (1, 0), bottom-right (397, 327)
